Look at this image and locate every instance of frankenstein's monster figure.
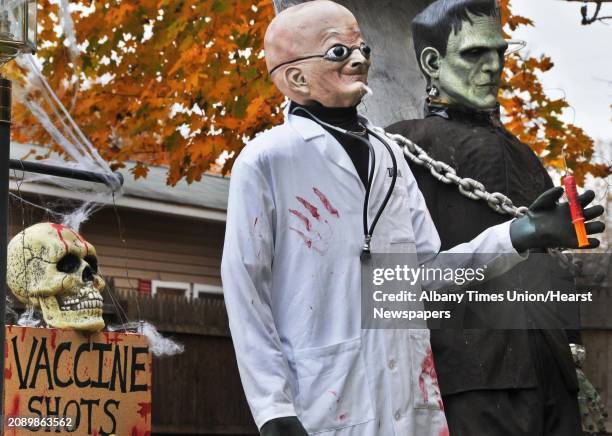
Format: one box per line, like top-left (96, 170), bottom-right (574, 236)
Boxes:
top-left (388, 0), bottom-right (604, 434)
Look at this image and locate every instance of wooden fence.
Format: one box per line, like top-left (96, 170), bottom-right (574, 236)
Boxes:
top-left (107, 287), bottom-right (257, 436)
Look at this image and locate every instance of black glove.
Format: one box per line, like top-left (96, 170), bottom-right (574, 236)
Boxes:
top-left (510, 187), bottom-right (605, 252)
top-left (260, 416), bottom-right (308, 436)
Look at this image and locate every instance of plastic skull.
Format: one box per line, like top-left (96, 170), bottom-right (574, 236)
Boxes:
top-left (7, 222), bottom-right (105, 331)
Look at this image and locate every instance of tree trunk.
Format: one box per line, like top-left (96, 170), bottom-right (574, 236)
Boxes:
top-left (272, 0), bottom-right (434, 127)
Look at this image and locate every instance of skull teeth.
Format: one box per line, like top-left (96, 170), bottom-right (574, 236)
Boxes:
top-left (58, 293), bottom-right (103, 306)
top-left (59, 298), bottom-right (103, 311)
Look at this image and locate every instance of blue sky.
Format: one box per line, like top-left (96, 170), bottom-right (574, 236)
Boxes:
top-left (511, 0), bottom-right (612, 144)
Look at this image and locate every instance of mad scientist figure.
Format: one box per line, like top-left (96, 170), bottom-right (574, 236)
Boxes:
top-left (221, 1), bottom-right (605, 435)
top-left (388, 0), bottom-right (604, 435)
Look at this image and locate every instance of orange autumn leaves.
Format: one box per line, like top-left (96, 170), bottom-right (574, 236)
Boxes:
top-left (499, 0), bottom-right (610, 184)
top-left (6, 0), bottom-right (609, 185)
top-left (8, 0), bottom-right (284, 185)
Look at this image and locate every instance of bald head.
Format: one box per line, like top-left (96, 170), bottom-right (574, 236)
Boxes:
top-left (265, 1), bottom-right (355, 73)
top-left (264, 1), bottom-right (371, 107)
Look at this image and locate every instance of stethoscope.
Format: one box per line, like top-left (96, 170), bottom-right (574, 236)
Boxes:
top-left (290, 106), bottom-right (398, 260)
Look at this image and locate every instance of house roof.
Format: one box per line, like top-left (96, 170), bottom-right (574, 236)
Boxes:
top-left (9, 142), bottom-right (230, 222)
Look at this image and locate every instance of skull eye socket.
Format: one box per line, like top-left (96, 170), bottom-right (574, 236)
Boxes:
top-left (84, 255), bottom-right (98, 273)
top-left (57, 253), bottom-right (81, 274)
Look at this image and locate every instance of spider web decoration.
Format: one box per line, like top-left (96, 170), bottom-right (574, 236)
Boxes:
top-left (4, 4), bottom-right (182, 357)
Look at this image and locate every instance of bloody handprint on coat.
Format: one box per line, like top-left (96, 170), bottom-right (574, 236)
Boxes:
top-left (289, 187), bottom-right (341, 254)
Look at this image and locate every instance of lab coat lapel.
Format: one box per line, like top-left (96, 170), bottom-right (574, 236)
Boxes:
top-left (287, 112), bottom-right (364, 186)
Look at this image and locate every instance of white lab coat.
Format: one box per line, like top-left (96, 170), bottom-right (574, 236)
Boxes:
top-left (221, 111), bottom-right (525, 435)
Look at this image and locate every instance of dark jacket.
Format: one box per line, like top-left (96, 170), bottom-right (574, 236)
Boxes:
top-left (387, 109), bottom-right (579, 396)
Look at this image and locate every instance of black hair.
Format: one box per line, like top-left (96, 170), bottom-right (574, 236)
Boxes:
top-left (412, 0), bottom-right (500, 64)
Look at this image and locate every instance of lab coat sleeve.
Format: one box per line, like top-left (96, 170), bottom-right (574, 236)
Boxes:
top-left (221, 158), bottom-right (297, 430)
top-left (404, 160), bottom-right (527, 287)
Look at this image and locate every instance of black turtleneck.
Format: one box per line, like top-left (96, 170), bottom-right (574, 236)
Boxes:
top-left (289, 101), bottom-right (370, 187)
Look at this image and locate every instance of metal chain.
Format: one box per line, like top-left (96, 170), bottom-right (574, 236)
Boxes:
top-left (375, 127), bottom-right (530, 219)
top-left (372, 127), bottom-right (573, 268)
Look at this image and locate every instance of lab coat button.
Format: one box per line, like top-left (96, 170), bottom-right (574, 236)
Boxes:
top-left (388, 359), bottom-right (396, 370)
top-left (394, 410), bottom-right (401, 421)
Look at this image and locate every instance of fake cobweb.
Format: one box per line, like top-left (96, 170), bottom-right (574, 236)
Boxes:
top-left (6, 2), bottom-right (182, 357)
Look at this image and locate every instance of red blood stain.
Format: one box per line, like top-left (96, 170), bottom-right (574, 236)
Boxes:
top-left (439, 426), bottom-right (450, 436)
top-left (289, 209), bottom-right (312, 231)
top-left (137, 401), bottom-right (152, 421)
top-left (418, 348), bottom-right (441, 406)
top-left (50, 223), bottom-right (90, 254)
top-left (289, 227), bottom-right (312, 248)
top-left (7, 394), bottom-right (20, 436)
top-left (50, 223), bottom-right (69, 252)
top-left (328, 390), bottom-right (338, 397)
top-left (102, 331), bottom-right (123, 344)
top-left (131, 425), bottom-right (152, 436)
top-left (328, 390), bottom-right (340, 402)
top-left (4, 363), bottom-right (12, 379)
top-left (49, 329), bottom-right (57, 349)
top-left (9, 393), bottom-right (20, 415)
top-left (20, 328), bottom-right (27, 342)
top-left (296, 196), bottom-right (321, 220)
top-left (338, 413), bottom-right (348, 421)
top-left (313, 188), bottom-right (340, 218)
top-left (67, 228), bottom-right (89, 255)
top-left (93, 430), bottom-right (98, 436)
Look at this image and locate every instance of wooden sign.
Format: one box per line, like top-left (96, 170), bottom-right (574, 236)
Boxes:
top-left (3, 326), bottom-right (152, 435)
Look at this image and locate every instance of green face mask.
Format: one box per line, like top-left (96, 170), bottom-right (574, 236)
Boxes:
top-left (421, 13), bottom-right (508, 111)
